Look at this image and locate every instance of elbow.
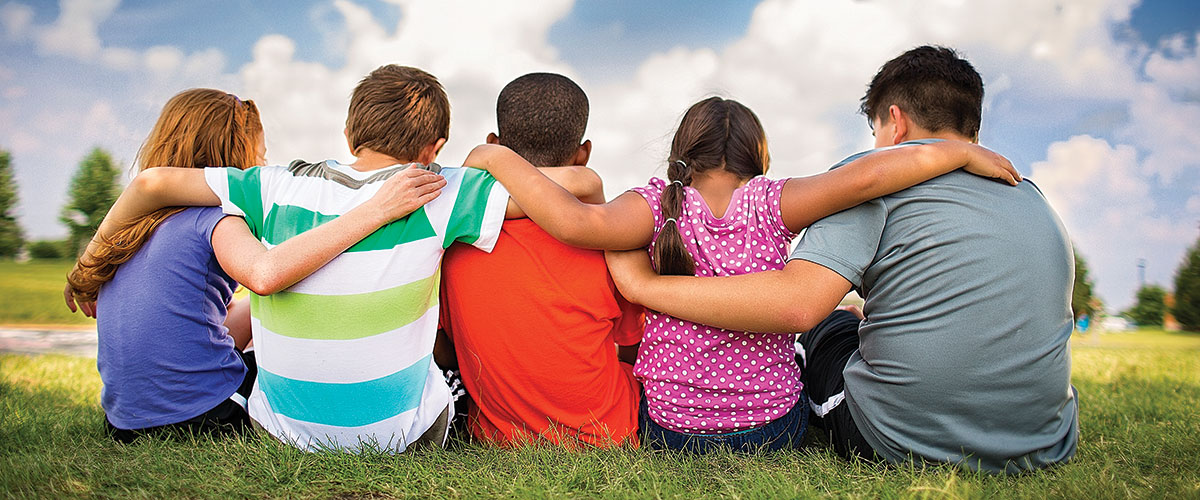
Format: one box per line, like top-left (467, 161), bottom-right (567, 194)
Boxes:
top-left (778, 306), bottom-right (823, 333)
top-left (240, 271), bottom-right (286, 296)
top-left (130, 168), bottom-right (168, 197)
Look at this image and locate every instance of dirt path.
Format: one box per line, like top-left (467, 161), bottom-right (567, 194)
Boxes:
top-left (0, 326), bottom-right (97, 357)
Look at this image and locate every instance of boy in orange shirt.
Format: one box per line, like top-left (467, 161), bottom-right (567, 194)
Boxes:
top-left (437, 73), bottom-right (643, 447)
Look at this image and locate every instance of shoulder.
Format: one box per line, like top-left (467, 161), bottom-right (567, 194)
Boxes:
top-left (629, 177), bottom-right (667, 199)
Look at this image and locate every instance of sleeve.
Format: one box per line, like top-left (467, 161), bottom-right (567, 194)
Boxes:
top-left (788, 199), bottom-right (887, 289)
top-left (609, 278), bottom-right (645, 347)
top-left (628, 177), bottom-right (667, 231)
top-left (203, 166), bottom-right (266, 238)
top-left (762, 177), bottom-right (798, 241)
top-left (442, 168), bottom-right (510, 252)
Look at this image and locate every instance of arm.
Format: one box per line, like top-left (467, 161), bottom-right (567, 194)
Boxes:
top-left (605, 249), bottom-right (852, 333)
top-left (504, 166), bottom-right (605, 218)
top-left (211, 168), bottom-right (446, 295)
top-left (779, 141), bottom-right (1018, 232)
top-left (224, 297), bottom-right (252, 350)
top-left (465, 144), bottom-right (655, 250)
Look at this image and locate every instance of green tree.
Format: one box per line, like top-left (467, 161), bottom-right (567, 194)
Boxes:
top-left (0, 150), bottom-right (24, 257)
top-left (1128, 284), bottom-right (1167, 327)
top-left (1072, 248), bottom-right (1097, 320)
top-left (60, 148), bottom-right (122, 257)
top-left (1173, 235), bottom-right (1200, 332)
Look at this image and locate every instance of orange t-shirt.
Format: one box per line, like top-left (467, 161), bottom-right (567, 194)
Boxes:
top-left (440, 219), bottom-right (644, 448)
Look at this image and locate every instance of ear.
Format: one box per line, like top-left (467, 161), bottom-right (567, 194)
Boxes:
top-left (570, 140), bottom-right (592, 166)
top-left (888, 105), bottom-right (908, 145)
top-left (417, 138), bottom-right (447, 165)
top-left (486, 132), bottom-right (500, 145)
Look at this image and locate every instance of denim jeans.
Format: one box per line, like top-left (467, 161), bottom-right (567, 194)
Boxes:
top-left (639, 391), bottom-right (808, 453)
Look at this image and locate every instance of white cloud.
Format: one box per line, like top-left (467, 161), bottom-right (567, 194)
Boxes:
top-left (1031, 136), bottom-right (1194, 308)
top-left (35, 0), bottom-right (118, 59)
top-left (0, 1), bottom-right (33, 41)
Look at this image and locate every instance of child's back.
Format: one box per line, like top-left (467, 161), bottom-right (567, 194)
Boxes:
top-left (439, 73), bottom-right (642, 447)
top-left (206, 159), bottom-right (507, 451)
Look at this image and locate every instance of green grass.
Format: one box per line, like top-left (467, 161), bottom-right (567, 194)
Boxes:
top-left (0, 260), bottom-right (94, 327)
top-left (2, 330), bottom-right (1198, 498)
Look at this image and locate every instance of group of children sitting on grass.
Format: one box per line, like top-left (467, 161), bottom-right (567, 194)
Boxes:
top-left (63, 49), bottom-right (1028, 461)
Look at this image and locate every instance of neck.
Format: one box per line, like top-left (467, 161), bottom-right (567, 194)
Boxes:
top-left (689, 168), bottom-right (752, 219)
top-left (348, 148), bottom-right (413, 172)
top-left (904, 129), bottom-right (975, 144)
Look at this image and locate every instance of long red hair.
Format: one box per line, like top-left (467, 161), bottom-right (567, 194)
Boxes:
top-left (68, 88), bottom-right (263, 302)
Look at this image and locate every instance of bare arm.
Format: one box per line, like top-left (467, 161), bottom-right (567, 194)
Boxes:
top-left (605, 249), bottom-right (853, 333)
top-left (504, 166), bottom-right (606, 218)
top-left (211, 168), bottom-right (445, 295)
top-left (780, 141), bottom-right (1018, 232)
top-left (465, 144), bottom-right (655, 250)
top-left (224, 297), bottom-right (252, 350)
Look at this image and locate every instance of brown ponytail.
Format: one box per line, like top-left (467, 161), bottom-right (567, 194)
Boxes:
top-left (650, 96), bottom-right (770, 277)
top-left (67, 89), bottom-right (264, 302)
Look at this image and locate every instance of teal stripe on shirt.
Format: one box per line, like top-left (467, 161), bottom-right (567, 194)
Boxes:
top-left (261, 204), bottom-right (437, 251)
top-left (226, 167), bottom-right (265, 237)
top-left (442, 169), bottom-right (498, 248)
top-left (256, 355), bottom-right (432, 427)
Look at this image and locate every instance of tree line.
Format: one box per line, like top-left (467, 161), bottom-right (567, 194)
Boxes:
top-left (0, 146), bottom-right (1198, 331)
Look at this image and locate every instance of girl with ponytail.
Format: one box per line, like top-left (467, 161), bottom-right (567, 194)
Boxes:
top-left (64, 88), bottom-right (444, 443)
top-left (463, 96), bottom-right (1018, 451)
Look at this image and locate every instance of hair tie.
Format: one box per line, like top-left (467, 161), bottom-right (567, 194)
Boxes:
top-left (674, 160), bottom-right (687, 169)
top-left (670, 179), bottom-right (684, 188)
top-left (664, 217), bottom-right (678, 226)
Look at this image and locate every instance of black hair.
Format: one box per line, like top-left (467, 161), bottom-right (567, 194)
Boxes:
top-left (860, 45), bottom-right (984, 139)
top-left (495, 73), bottom-right (589, 167)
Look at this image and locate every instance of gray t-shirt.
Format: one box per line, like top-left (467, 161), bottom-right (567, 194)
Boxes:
top-left (791, 141), bottom-right (1079, 473)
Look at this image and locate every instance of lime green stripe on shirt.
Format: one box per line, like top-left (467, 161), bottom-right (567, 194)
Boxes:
top-left (442, 169), bottom-right (498, 248)
top-left (250, 271), bottom-right (440, 340)
top-left (227, 167), bottom-right (265, 237)
top-left (262, 204), bottom-right (437, 252)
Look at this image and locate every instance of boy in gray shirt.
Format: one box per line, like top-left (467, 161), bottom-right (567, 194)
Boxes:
top-left (606, 45), bottom-right (1078, 473)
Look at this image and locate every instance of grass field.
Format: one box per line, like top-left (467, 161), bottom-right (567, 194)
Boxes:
top-left (2, 330), bottom-right (1198, 499)
top-left (0, 260), bottom-right (94, 327)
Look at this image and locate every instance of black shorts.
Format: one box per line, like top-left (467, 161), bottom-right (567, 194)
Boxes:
top-left (797, 310), bottom-right (877, 461)
top-left (105, 349), bottom-right (258, 444)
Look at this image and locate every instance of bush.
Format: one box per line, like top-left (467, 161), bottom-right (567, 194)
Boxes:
top-left (27, 239), bottom-right (68, 260)
top-left (1128, 285), bottom-right (1167, 327)
top-left (1174, 236), bottom-right (1200, 332)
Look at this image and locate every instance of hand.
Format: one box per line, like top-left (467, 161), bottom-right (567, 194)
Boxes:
top-left (63, 283), bottom-right (97, 318)
top-left (836, 304), bottom-right (864, 320)
top-left (961, 143), bottom-right (1020, 185)
top-left (604, 249), bottom-right (655, 303)
top-left (364, 167), bottom-right (446, 223)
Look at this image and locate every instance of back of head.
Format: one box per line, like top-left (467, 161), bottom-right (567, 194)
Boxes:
top-left (347, 65), bottom-right (450, 163)
top-left (860, 45), bottom-right (984, 139)
top-left (139, 88), bottom-right (263, 171)
top-left (495, 73), bottom-right (589, 167)
top-left (654, 96), bottom-right (770, 276)
top-left (69, 88), bottom-right (265, 302)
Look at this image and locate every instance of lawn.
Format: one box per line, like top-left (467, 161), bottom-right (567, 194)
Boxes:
top-left (2, 330), bottom-right (1198, 499)
top-left (0, 260), bottom-right (94, 327)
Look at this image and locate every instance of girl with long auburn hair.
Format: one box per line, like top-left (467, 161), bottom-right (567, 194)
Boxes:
top-left (64, 88), bottom-right (445, 442)
top-left (460, 96), bottom-right (1019, 452)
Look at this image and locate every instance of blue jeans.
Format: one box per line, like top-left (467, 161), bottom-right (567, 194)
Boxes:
top-left (639, 392), bottom-right (808, 453)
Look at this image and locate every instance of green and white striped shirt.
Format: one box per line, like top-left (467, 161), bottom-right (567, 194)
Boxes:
top-left (204, 159), bottom-right (508, 452)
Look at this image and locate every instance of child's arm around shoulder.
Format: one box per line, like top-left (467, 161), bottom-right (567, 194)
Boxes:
top-left (778, 140), bottom-right (1019, 232)
top-left (213, 168), bottom-right (445, 295)
top-left (504, 165), bottom-right (605, 218)
top-left (465, 144), bottom-right (654, 250)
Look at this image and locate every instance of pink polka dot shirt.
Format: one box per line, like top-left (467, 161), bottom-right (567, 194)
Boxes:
top-left (629, 176), bottom-right (802, 434)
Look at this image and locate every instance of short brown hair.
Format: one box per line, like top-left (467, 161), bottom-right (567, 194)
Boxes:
top-left (346, 65), bottom-right (450, 162)
top-left (496, 73), bottom-right (589, 167)
top-left (861, 45), bottom-right (983, 139)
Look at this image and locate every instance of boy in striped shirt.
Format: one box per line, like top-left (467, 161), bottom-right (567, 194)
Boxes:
top-left (82, 65), bottom-right (597, 452)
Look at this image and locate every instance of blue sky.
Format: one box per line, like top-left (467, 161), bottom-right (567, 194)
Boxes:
top-left (1, 0), bottom-right (1198, 310)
